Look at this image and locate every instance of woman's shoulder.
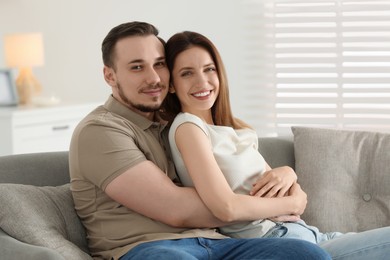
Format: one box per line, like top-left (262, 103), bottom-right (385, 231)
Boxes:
top-left (172, 112), bottom-right (204, 126)
top-left (170, 112), bottom-right (208, 135)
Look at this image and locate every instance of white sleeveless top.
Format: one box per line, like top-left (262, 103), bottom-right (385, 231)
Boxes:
top-left (169, 112), bottom-right (276, 238)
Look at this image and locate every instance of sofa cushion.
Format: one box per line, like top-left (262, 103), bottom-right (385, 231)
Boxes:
top-left (0, 183), bottom-right (91, 260)
top-left (292, 126), bottom-right (390, 233)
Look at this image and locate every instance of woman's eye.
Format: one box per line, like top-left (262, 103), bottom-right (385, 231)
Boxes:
top-left (181, 71), bottom-right (191, 77)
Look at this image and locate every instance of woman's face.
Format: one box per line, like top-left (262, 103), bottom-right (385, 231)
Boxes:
top-left (170, 46), bottom-right (219, 119)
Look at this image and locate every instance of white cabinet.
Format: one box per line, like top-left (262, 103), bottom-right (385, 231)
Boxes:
top-left (0, 103), bottom-right (99, 155)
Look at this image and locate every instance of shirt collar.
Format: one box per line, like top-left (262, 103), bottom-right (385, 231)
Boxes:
top-left (103, 95), bottom-right (168, 131)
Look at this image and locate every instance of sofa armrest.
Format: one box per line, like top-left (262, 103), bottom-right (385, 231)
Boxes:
top-left (0, 228), bottom-right (65, 260)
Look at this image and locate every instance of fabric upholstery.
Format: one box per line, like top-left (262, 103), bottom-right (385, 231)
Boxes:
top-left (292, 126), bottom-right (390, 233)
top-left (0, 183), bottom-right (91, 260)
top-left (0, 152), bottom-right (70, 186)
top-left (258, 136), bottom-right (295, 169)
top-left (0, 228), bottom-right (65, 260)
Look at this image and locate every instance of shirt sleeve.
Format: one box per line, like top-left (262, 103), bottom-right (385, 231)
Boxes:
top-left (75, 120), bottom-right (146, 190)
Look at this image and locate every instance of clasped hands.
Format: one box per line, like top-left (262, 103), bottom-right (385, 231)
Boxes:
top-left (250, 166), bottom-right (306, 222)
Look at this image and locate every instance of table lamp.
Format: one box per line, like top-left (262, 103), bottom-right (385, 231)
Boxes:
top-left (4, 33), bottom-right (44, 105)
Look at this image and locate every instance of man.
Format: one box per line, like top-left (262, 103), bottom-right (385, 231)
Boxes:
top-left (69, 21), bottom-right (330, 260)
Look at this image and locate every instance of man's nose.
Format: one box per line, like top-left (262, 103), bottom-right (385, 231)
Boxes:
top-left (145, 67), bottom-right (160, 85)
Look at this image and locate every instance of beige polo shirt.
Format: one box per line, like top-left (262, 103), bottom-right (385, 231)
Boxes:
top-left (69, 96), bottom-right (225, 260)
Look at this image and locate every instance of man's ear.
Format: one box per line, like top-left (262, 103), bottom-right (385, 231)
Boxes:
top-left (169, 83), bottom-right (176, 93)
top-left (103, 66), bottom-right (116, 87)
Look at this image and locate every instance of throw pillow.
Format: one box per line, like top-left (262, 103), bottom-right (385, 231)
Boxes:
top-left (292, 126), bottom-right (390, 233)
top-left (0, 183), bottom-right (91, 260)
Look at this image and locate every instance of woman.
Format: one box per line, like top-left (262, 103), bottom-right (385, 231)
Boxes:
top-left (162, 31), bottom-right (390, 258)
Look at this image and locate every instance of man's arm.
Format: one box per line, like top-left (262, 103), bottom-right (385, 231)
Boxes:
top-left (105, 160), bottom-right (226, 228)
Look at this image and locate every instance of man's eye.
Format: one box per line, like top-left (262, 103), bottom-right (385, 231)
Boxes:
top-left (131, 65), bottom-right (142, 70)
top-left (155, 61), bottom-right (166, 68)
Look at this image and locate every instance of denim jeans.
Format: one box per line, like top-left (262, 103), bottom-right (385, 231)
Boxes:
top-left (263, 220), bottom-right (390, 260)
top-left (120, 237), bottom-right (331, 260)
top-left (263, 220), bottom-right (343, 243)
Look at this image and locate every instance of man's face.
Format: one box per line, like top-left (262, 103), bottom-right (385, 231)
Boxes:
top-left (104, 35), bottom-right (169, 118)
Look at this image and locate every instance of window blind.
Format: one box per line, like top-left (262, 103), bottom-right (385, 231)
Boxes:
top-left (241, 0), bottom-right (390, 136)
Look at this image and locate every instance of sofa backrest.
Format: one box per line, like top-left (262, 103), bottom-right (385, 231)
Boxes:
top-left (0, 137), bottom-right (295, 186)
top-left (258, 136), bottom-right (295, 169)
top-left (0, 137), bottom-right (296, 186)
top-left (0, 151), bottom-right (70, 186)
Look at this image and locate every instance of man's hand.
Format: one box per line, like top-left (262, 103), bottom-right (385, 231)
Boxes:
top-left (268, 214), bottom-right (301, 222)
top-left (287, 182), bottom-right (307, 216)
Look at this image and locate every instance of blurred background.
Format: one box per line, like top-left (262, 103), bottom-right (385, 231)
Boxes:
top-left (0, 0), bottom-right (245, 109)
top-left (1, 0), bottom-right (390, 145)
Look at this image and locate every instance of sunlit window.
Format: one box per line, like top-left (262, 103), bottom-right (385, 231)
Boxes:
top-left (242, 0), bottom-right (390, 136)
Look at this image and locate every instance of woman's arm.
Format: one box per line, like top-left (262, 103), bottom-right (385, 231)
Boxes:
top-left (175, 123), bottom-right (307, 223)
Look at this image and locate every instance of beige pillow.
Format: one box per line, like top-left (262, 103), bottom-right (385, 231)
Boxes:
top-left (292, 126), bottom-right (390, 233)
top-left (0, 183), bottom-right (91, 260)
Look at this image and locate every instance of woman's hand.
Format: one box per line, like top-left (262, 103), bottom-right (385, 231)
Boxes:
top-left (250, 166), bottom-right (297, 198)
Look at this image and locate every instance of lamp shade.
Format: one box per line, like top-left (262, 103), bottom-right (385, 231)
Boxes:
top-left (4, 33), bottom-right (44, 68)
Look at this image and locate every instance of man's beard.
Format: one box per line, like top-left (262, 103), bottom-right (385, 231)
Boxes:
top-left (117, 83), bottom-right (162, 113)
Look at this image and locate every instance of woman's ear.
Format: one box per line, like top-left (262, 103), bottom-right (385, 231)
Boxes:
top-left (169, 84), bottom-right (176, 93)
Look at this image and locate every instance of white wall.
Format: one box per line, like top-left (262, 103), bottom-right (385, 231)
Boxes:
top-left (0, 0), bottom-right (246, 116)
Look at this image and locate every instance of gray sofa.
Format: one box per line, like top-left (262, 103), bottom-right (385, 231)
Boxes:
top-left (1, 126), bottom-right (389, 259)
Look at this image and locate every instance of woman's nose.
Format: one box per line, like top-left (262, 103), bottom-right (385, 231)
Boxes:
top-left (194, 73), bottom-right (208, 87)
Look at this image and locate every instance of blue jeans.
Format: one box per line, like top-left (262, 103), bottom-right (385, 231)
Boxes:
top-left (263, 220), bottom-right (343, 243)
top-left (120, 237), bottom-right (330, 260)
top-left (264, 220), bottom-right (390, 260)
